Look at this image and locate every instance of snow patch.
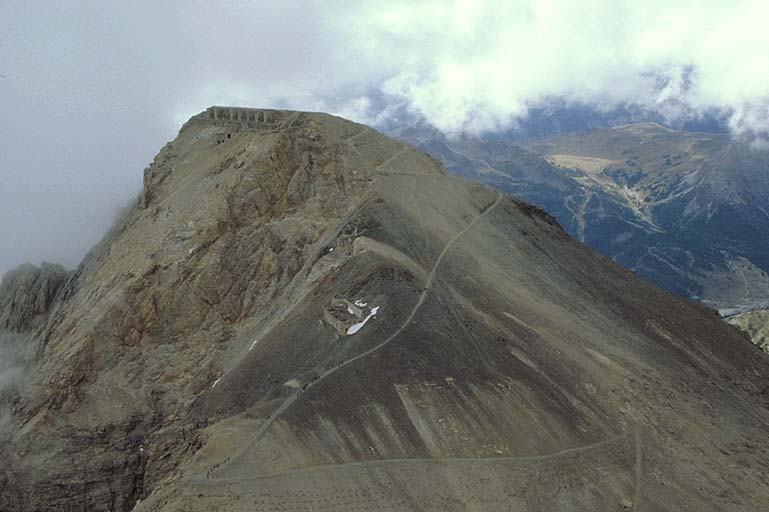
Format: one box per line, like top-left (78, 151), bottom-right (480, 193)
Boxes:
top-left (211, 378), bottom-right (221, 388)
top-left (284, 378), bottom-right (303, 389)
top-left (347, 306), bottom-right (381, 335)
top-left (354, 299), bottom-right (367, 307)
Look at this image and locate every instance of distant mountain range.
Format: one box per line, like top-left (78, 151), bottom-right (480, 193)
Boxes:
top-left (389, 120), bottom-right (769, 313)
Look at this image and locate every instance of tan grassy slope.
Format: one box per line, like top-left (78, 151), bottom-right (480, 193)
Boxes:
top-left (729, 309), bottom-right (769, 353)
top-left (2, 108), bottom-right (769, 512)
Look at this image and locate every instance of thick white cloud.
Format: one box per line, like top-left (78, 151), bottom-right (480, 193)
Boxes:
top-left (331, 0), bottom-right (769, 135)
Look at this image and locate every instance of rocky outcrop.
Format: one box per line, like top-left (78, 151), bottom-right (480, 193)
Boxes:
top-left (728, 308), bottom-right (769, 352)
top-left (0, 262), bottom-right (70, 331)
top-left (0, 108), bottom-right (396, 510)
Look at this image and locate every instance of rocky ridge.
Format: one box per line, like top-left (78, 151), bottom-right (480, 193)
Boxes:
top-left (1, 108), bottom-right (768, 511)
top-left (0, 262), bottom-right (71, 332)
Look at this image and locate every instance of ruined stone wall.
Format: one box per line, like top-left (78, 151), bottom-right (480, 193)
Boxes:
top-left (322, 298), bottom-right (364, 335)
top-left (187, 106), bottom-right (289, 130)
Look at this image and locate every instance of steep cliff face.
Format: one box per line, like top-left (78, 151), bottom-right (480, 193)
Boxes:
top-left (0, 263), bottom-right (71, 424)
top-left (0, 262), bottom-right (70, 332)
top-left (1, 108), bottom-right (768, 512)
top-left (1, 108), bottom-right (393, 510)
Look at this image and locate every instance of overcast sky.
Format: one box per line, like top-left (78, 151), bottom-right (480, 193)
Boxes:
top-left (2, 0), bottom-right (768, 277)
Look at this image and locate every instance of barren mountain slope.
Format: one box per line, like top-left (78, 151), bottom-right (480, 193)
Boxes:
top-left (1, 108), bottom-right (768, 512)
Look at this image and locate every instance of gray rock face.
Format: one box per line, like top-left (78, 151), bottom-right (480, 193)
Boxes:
top-left (0, 262), bottom-right (70, 331)
top-left (1, 108), bottom-right (769, 511)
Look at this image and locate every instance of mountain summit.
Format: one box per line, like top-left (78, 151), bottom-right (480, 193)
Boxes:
top-left (1, 108), bottom-right (768, 511)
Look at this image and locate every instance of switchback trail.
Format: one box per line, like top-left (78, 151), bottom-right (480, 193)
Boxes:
top-left (204, 186), bottom-right (502, 480)
top-left (373, 146), bottom-right (410, 172)
top-left (634, 428), bottom-right (643, 510)
top-left (196, 430), bottom-right (637, 486)
top-left (347, 127), bottom-right (370, 142)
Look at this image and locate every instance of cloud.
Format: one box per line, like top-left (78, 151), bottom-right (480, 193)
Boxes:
top-left (0, 330), bottom-right (32, 412)
top-left (332, 0), bottom-right (769, 135)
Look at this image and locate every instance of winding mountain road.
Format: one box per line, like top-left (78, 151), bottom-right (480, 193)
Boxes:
top-left (205, 180), bottom-right (501, 479)
top-left (199, 429), bottom-right (640, 486)
top-left (192, 141), bottom-right (643, 508)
